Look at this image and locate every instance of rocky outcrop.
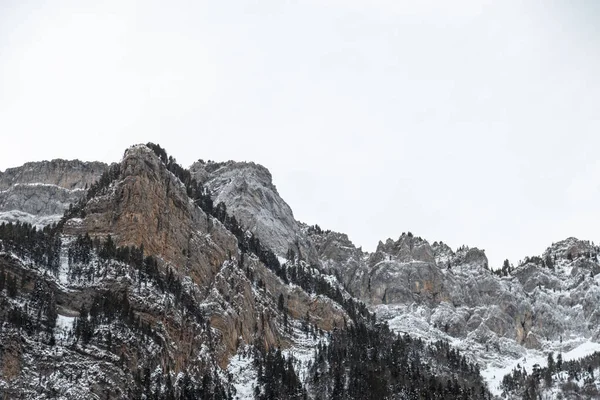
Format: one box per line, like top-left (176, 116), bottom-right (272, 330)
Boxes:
top-left (373, 233), bottom-right (436, 264)
top-left (0, 145), bottom-right (353, 398)
top-left (1, 184), bottom-right (83, 215)
top-left (186, 159), bottom-right (600, 376)
top-left (3, 144), bottom-right (600, 398)
top-left (66, 145), bottom-right (346, 365)
top-left (306, 220), bottom-right (600, 358)
top-left (304, 224), bottom-right (369, 298)
top-left (74, 145), bottom-right (238, 292)
top-left (371, 237), bottom-right (600, 372)
top-left (366, 234), bottom-right (448, 305)
top-left (0, 159), bottom-right (107, 227)
top-left (0, 159), bottom-right (107, 190)
top-left (190, 160), bottom-right (319, 263)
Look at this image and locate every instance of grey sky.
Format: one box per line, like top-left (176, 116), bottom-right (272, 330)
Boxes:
top-left (1, 1), bottom-right (599, 267)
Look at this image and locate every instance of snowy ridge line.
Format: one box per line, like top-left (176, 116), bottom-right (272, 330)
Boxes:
top-left (0, 182), bottom-right (86, 193)
top-left (0, 210), bottom-right (63, 228)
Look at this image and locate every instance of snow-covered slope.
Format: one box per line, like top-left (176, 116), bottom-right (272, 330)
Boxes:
top-left (2, 147), bottom-right (599, 399)
top-left (311, 230), bottom-right (600, 397)
top-left (187, 159), bottom-right (600, 398)
top-left (0, 146), bottom-right (350, 399)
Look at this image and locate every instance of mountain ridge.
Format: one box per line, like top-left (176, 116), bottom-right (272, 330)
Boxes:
top-left (1, 143), bottom-right (598, 399)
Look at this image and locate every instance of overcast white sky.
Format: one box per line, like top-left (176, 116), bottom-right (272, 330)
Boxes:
top-left (1, 0), bottom-right (599, 267)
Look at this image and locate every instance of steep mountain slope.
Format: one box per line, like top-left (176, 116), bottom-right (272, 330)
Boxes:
top-left (189, 161), bottom-right (319, 264)
top-left (186, 157), bottom-right (600, 398)
top-left (0, 145), bottom-right (355, 399)
top-left (10, 143), bottom-right (595, 398)
top-left (3, 145), bottom-right (491, 400)
top-left (309, 228), bottom-right (600, 396)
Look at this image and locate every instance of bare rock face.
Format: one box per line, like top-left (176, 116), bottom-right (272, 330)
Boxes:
top-left (0, 159), bottom-right (107, 190)
top-left (66, 145), bottom-right (250, 364)
top-left (0, 160), bottom-right (107, 227)
top-left (0, 335), bottom-right (22, 382)
top-left (66, 145), bottom-right (347, 366)
top-left (304, 224), bottom-right (370, 298)
top-left (190, 160), bottom-right (318, 263)
top-left (369, 260), bottom-right (446, 305)
top-left (77, 145), bottom-right (238, 292)
top-left (307, 230), bottom-right (451, 306)
top-left (305, 219), bottom-right (600, 360)
top-left (432, 241), bottom-right (454, 265)
top-left (0, 184), bottom-right (83, 216)
top-left (184, 160), bottom-right (600, 371)
top-left (374, 233), bottom-right (436, 264)
top-left (371, 235), bottom-right (600, 380)
top-left (366, 234), bottom-right (447, 305)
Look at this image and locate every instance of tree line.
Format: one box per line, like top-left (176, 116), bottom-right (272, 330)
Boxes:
top-left (308, 321), bottom-right (491, 400)
top-left (501, 350), bottom-right (600, 399)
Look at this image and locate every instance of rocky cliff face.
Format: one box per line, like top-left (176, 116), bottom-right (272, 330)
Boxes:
top-left (71, 145), bottom-right (346, 363)
top-left (71, 146), bottom-right (238, 291)
top-left (0, 145), bottom-right (349, 399)
top-left (2, 146), bottom-right (599, 399)
top-left (0, 160), bottom-right (107, 227)
top-left (303, 224), bottom-right (369, 298)
top-left (311, 226), bottom-right (600, 339)
top-left (0, 159), bottom-right (108, 190)
top-left (190, 161), bottom-right (319, 264)
top-left (200, 163), bottom-right (600, 367)
top-left (308, 225), bottom-right (600, 395)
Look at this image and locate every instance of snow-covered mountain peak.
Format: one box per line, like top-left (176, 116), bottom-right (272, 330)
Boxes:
top-left (189, 159), bottom-right (319, 264)
top-left (3, 144), bottom-right (600, 399)
top-left (191, 160), bottom-right (277, 193)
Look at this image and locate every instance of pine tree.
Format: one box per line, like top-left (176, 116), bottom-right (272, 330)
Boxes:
top-left (0, 268), bottom-right (5, 292)
top-left (75, 304), bottom-right (93, 345)
top-left (7, 274), bottom-right (18, 297)
top-left (502, 259), bottom-right (511, 276)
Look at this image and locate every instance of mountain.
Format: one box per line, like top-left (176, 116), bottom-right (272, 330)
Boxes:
top-left (306, 227), bottom-right (600, 396)
top-left (186, 155), bottom-right (600, 399)
top-left (0, 159), bottom-right (107, 227)
top-left (0, 143), bottom-right (597, 399)
top-left (189, 160), bottom-right (319, 264)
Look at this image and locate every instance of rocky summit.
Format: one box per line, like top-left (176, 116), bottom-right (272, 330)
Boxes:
top-left (0, 143), bottom-right (599, 399)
